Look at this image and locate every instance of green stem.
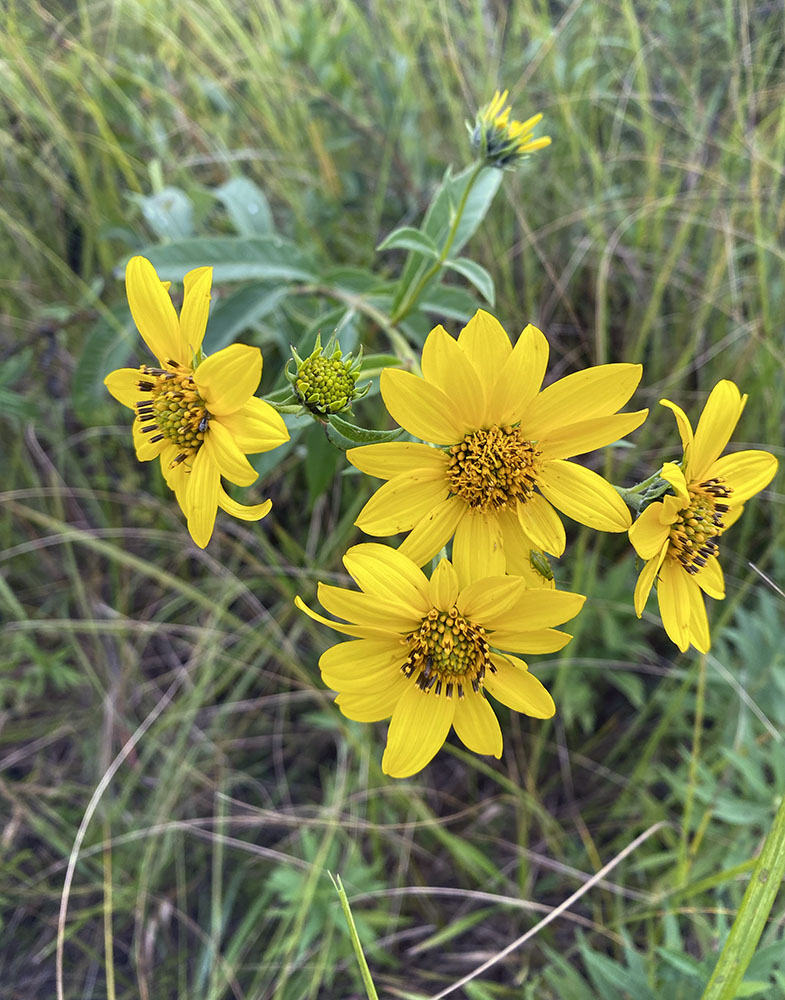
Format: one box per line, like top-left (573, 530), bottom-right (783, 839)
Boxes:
top-left (329, 873), bottom-right (379, 1000)
top-left (390, 160), bottom-right (485, 325)
top-left (700, 791), bottom-right (785, 999)
top-left (613, 485), bottom-right (646, 514)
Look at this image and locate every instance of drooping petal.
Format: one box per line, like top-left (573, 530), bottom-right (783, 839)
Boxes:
top-left (517, 494), bottom-right (566, 556)
top-left (316, 583), bottom-right (421, 632)
top-left (125, 256), bottom-right (184, 366)
top-left (342, 543), bottom-right (431, 615)
top-left (710, 450), bottom-right (778, 504)
top-left (194, 344), bottom-right (263, 416)
top-left (185, 446), bottom-right (220, 548)
top-left (160, 445), bottom-right (189, 514)
top-left (492, 323), bottom-right (549, 427)
top-left (522, 363), bottom-right (643, 439)
top-left (695, 556), bottom-right (725, 599)
top-left (452, 693), bottom-right (502, 757)
top-left (452, 511), bottom-right (505, 589)
top-left (629, 502), bottom-right (671, 560)
top-left (661, 462), bottom-right (689, 502)
top-left (132, 417), bottom-right (165, 462)
top-left (217, 487), bottom-right (272, 522)
top-left (456, 310), bottom-right (512, 401)
top-left (105, 367), bottom-right (144, 410)
top-left (420, 324), bottom-right (486, 427)
top-left (657, 558), bottom-right (692, 652)
top-left (428, 558), bottom-right (460, 611)
top-left (540, 410), bottom-right (648, 461)
top-left (336, 672), bottom-right (410, 722)
top-left (687, 582), bottom-right (711, 653)
top-left (354, 472), bottom-right (450, 535)
top-left (487, 627), bottom-right (572, 654)
top-left (456, 576), bottom-right (526, 625)
top-left (660, 399), bottom-right (694, 463)
top-left (179, 266), bottom-right (213, 360)
top-left (203, 419), bottom-right (258, 487)
top-left (347, 442), bottom-right (448, 480)
top-left (295, 595), bottom-right (399, 640)
top-left (485, 655), bottom-right (555, 718)
top-left (398, 497), bottom-right (466, 566)
top-left (381, 685), bottom-right (456, 778)
top-left (537, 460), bottom-right (632, 532)
top-left (215, 397), bottom-right (289, 454)
top-left (689, 380), bottom-right (746, 482)
top-left (380, 368), bottom-right (467, 444)
top-left (633, 541), bottom-right (668, 617)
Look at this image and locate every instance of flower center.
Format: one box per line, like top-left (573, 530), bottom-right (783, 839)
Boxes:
top-left (668, 478), bottom-right (732, 573)
top-left (401, 607), bottom-right (494, 697)
top-left (295, 354), bottom-right (358, 416)
top-left (447, 425), bottom-right (541, 512)
top-left (134, 362), bottom-right (209, 468)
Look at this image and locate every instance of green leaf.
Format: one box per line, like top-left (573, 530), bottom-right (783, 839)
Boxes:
top-left (135, 236), bottom-right (318, 283)
top-left (213, 176), bottom-right (275, 236)
top-left (325, 414), bottom-right (403, 450)
top-left (131, 187), bottom-right (195, 241)
top-left (203, 284), bottom-right (289, 353)
top-left (443, 256), bottom-right (495, 305)
top-left (377, 226), bottom-right (439, 258)
top-left (418, 283), bottom-right (481, 321)
top-left (72, 306), bottom-right (137, 422)
top-left (305, 424), bottom-right (339, 506)
top-left (358, 353), bottom-right (401, 375)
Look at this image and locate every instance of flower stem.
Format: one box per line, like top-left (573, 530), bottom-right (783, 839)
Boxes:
top-left (613, 485), bottom-right (646, 514)
top-left (700, 790), bottom-right (785, 999)
top-left (390, 160), bottom-right (485, 325)
top-left (329, 872), bottom-right (379, 1000)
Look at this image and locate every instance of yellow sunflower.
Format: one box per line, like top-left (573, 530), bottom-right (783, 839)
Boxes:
top-left (296, 543), bottom-right (585, 778)
top-left (629, 380), bottom-right (778, 653)
top-left (105, 256), bottom-right (289, 547)
top-left (347, 310), bottom-right (647, 580)
top-left (472, 89), bottom-right (551, 167)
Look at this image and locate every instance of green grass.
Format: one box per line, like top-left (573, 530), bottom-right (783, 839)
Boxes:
top-left (2, 1), bottom-right (784, 997)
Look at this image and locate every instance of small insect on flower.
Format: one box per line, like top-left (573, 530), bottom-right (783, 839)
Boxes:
top-left (104, 256), bottom-right (289, 547)
top-left (629, 380), bottom-right (778, 653)
top-left (296, 543), bottom-right (585, 778)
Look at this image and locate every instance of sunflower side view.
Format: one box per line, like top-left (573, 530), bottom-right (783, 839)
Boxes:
top-left (104, 256), bottom-right (289, 547)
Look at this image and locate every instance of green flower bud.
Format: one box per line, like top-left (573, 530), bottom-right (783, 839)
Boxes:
top-left (287, 334), bottom-right (370, 418)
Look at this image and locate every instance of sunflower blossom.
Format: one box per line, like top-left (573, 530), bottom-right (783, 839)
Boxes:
top-left (629, 380), bottom-right (778, 653)
top-left (469, 89), bottom-right (551, 168)
top-left (347, 311), bottom-right (648, 580)
top-left (105, 256), bottom-right (289, 547)
top-left (296, 543), bottom-right (585, 778)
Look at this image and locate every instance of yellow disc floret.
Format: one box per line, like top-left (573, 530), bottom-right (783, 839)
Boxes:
top-left (135, 362), bottom-right (209, 467)
top-left (402, 607), bottom-right (493, 697)
top-left (447, 425), bottom-right (541, 512)
top-left (668, 478), bottom-right (732, 573)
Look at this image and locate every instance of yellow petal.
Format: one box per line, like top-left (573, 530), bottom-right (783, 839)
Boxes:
top-left (695, 555), bottom-right (725, 600)
top-left (347, 442), bottom-right (448, 480)
top-left (517, 494), bottom-right (566, 556)
top-left (321, 644), bottom-right (403, 693)
top-left (537, 460), bottom-right (632, 532)
top-left (457, 576), bottom-right (526, 626)
top-left (501, 588), bottom-right (586, 631)
top-left (342, 543), bottom-right (431, 615)
top-left (661, 462), bottom-right (689, 501)
top-left (354, 472), bottom-right (450, 535)
top-left (487, 627), bottom-right (572, 654)
top-left (660, 398), bottom-right (694, 463)
top-left (319, 639), bottom-right (403, 683)
top-left (380, 368), bottom-right (466, 444)
top-left (492, 323), bottom-right (549, 427)
top-left (497, 508), bottom-right (554, 587)
top-left (186, 446), bottom-right (220, 548)
top-left (160, 445), bottom-right (189, 514)
top-left (456, 310), bottom-right (512, 401)
top-left (452, 693), bottom-right (502, 757)
top-left (452, 511), bottom-right (505, 590)
top-left (523, 363), bottom-right (643, 438)
top-left (125, 256), bottom-right (184, 365)
top-left (633, 542), bottom-right (668, 617)
top-left (629, 502), bottom-right (671, 560)
top-left (421, 324), bottom-right (486, 427)
top-left (336, 672), bottom-right (410, 722)
top-left (215, 397), bottom-right (289, 454)
top-left (295, 595), bottom-right (398, 640)
top-left (688, 581), bottom-right (710, 653)
top-left (194, 344), bottom-right (263, 417)
top-left (428, 558), bottom-right (460, 611)
top-left (485, 655), bottom-right (555, 718)
top-left (541, 410), bottom-right (648, 461)
top-left (398, 497), bottom-right (466, 566)
top-left (722, 503), bottom-right (745, 530)
top-left (132, 416), bottom-right (165, 461)
top-left (657, 558), bottom-right (691, 652)
top-left (203, 419), bottom-right (258, 487)
top-left (317, 582), bottom-right (421, 632)
top-left (690, 380), bottom-right (746, 481)
top-left (660, 494), bottom-right (686, 524)
top-left (217, 487), bottom-right (272, 522)
top-left (381, 685), bottom-right (456, 778)
top-left (179, 266), bottom-right (213, 360)
top-left (710, 450), bottom-right (778, 503)
top-left (105, 367), bottom-right (144, 409)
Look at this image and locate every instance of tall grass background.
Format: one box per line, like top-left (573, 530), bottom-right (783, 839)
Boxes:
top-left (1, 1), bottom-right (784, 997)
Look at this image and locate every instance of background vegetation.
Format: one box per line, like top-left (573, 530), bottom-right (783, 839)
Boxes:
top-left (2, 1), bottom-right (784, 997)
